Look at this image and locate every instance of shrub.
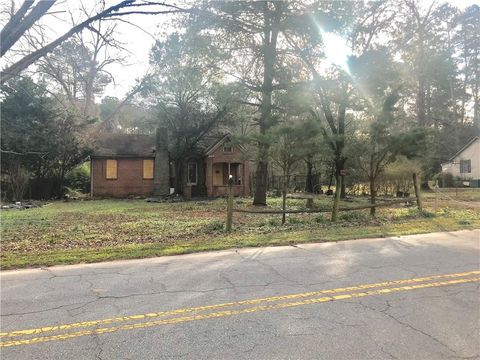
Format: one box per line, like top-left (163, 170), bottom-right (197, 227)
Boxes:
top-left (438, 172), bottom-right (455, 188)
top-left (65, 162), bottom-right (90, 193)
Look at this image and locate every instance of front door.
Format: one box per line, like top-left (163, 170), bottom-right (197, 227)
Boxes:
top-left (213, 163), bottom-right (223, 186)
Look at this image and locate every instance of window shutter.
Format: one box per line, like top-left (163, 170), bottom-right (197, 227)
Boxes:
top-left (143, 159), bottom-right (154, 179)
top-left (106, 159), bottom-right (117, 179)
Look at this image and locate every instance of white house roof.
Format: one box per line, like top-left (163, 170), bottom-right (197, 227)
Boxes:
top-left (442, 136), bottom-right (479, 165)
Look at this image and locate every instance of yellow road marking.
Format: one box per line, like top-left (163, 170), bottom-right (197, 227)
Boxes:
top-left (1, 276), bottom-right (478, 348)
top-left (1, 269), bottom-right (478, 340)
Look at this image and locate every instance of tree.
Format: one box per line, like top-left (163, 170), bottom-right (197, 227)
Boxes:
top-left (188, 1), bottom-right (301, 205)
top-left (36, 21), bottom-right (122, 118)
top-left (284, 1), bottom-right (396, 204)
top-left (147, 33), bottom-right (227, 194)
top-left (1, 0), bottom-right (186, 83)
top-left (270, 120), bottom-right (318, 224)
top-left (99, 96), bottom-right (155, 133)
top-left (356, 92), bottom-right (404, 215)
top-left (1, 77), bottom-right (91, 199)
top-left (392, 1), bottom-right (478, 180)
top-left (455, 5), bottom-right (480, 134)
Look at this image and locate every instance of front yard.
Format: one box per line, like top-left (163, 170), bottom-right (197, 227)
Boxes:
top-left (1, 189), bottom-right (479, 269)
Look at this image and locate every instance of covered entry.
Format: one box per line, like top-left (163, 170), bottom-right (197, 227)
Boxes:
top-left (205, 135), bottom-right (250, 197)
top-left (212, 163), bottom-right (243, 186)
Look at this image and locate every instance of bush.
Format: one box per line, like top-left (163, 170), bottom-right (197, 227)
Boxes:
top-left (65, 162), bottom-right (90, 193)
top-left (437, 172), bottom-right (455, 188)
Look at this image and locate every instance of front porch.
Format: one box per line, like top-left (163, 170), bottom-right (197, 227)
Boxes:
top-left (207, 161), bottom-right (249, 197)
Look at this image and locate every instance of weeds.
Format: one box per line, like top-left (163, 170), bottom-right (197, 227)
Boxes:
top-left (1, 194), bottom-right (478, 269)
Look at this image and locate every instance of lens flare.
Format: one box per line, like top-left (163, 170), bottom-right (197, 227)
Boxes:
top-left (319, 29), bottom-right (351, 74)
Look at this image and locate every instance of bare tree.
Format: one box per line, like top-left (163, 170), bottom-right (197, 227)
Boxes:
top-left (1, 0), bottom-right (185, 83)
top-left (34, 18), bottom-right (125, 117)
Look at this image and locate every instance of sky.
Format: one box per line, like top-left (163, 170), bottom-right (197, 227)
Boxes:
top-left (1, 0), bottom-right (479, 100)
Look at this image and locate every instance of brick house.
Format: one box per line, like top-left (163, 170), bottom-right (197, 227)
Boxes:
top-left (90, 130), bottom-right (250, 198)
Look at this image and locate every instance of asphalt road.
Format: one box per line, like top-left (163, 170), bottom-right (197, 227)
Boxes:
top-left (1, 230), bottom-right (479, 359)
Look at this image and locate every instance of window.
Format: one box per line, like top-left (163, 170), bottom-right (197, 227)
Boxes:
top-left (460, 159), bottom-right (471, 173)
top-left (187, 162), bottom-right (197, 185)
top-left (106, 159), bottom-right (117, 179)
top-left (223, 143), bottom-right (232, 153)
top-left (143, 159), bottom-right (154, 179)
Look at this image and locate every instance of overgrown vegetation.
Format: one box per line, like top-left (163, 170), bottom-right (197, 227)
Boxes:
top-left (1, 1), bottom-right (478, 204)
top-left (1, 190), bottom-right (478, 269)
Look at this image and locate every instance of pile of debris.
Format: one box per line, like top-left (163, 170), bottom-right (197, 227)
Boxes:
top-left (145, 194), bottom-right (184, 203)
top-left (1, 201), bottom-right (44, 210)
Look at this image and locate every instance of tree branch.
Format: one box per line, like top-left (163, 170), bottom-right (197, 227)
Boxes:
top-left (1, 0), bottom-right (187, 83)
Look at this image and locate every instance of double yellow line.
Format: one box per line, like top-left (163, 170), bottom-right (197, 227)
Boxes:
top-left (1, 270), bottom-right (479, 348)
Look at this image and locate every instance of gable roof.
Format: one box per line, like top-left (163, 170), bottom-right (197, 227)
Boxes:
top-left (92, 133), bottom-right (155, 157)
top-left (448, 136), bottom-right (479, 161)
top-left (205, 134), bottom-right (231, 155)
top-left (91, 131), bottom-right (239, 158)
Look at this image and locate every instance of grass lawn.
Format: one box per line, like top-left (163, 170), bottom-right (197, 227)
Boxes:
top-left (1, 189), bottom-right (479, 269)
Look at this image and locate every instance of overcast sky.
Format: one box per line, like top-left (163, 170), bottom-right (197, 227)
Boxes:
top-left (1, 0), bottom-right (478, 100)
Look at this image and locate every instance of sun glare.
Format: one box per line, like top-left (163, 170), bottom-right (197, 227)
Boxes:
top-left (320, 30), bottom-right (351, 74)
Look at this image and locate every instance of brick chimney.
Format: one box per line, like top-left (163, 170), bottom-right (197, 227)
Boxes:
top-left (153, 127), bottom-right (170, 196)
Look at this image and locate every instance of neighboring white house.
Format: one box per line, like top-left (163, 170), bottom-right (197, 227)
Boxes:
top-left (441, 136), bottom-right (480, 187)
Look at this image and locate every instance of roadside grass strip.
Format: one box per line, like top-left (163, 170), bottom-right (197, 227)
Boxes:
top-left (1, 270), bottom-right (479, 348)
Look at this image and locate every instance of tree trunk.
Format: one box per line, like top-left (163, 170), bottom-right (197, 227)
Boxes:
top-left (416, 31), bottom-right (427, 127)
top-left (253, 2), bottom-right (281, 206)
top-left (335, 157), bottom-right (346, 199)
top-left (282, 175), bottom-right (287, 225)
top-left (369, 176), bottom-right (376, 216)
top-left (0, 0), bottom-right (54, 57)
top-left (413, 172), bottom-right (423, 210)
top-left (305, 158), bottom-right (314, 193)
top-left (335, 100), bottom-right (347, 199)
top-left (253, 159), bottom-right (268, 205)
top-left (331, 175), bottom-right (342, 221)
top-left (328, 166), bottom-right (334, 190)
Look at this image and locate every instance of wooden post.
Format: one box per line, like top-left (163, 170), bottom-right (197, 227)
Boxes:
top-left (331, 175), bottom-right (342, 221)
top-left (413, 172), bottom-right (422, 210)
top-left (226, 175), bottom-right (234, 232)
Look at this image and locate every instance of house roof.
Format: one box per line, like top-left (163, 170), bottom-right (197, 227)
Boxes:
top-left (205, 134), bottom-right (231, 155)
top-left (91, 132), bottom-right (232, 158)
top-left (447, 136), bottom-right (479, 162)
top-left (92, 133), bottom-right (155, 157)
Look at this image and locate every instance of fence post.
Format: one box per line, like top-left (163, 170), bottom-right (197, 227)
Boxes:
top-left (226, 175), bottom-right (234, 232)
top-left (331, 175), bottom-right (342, 221)
top-left (412, 172), bottom-right (423, 211)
